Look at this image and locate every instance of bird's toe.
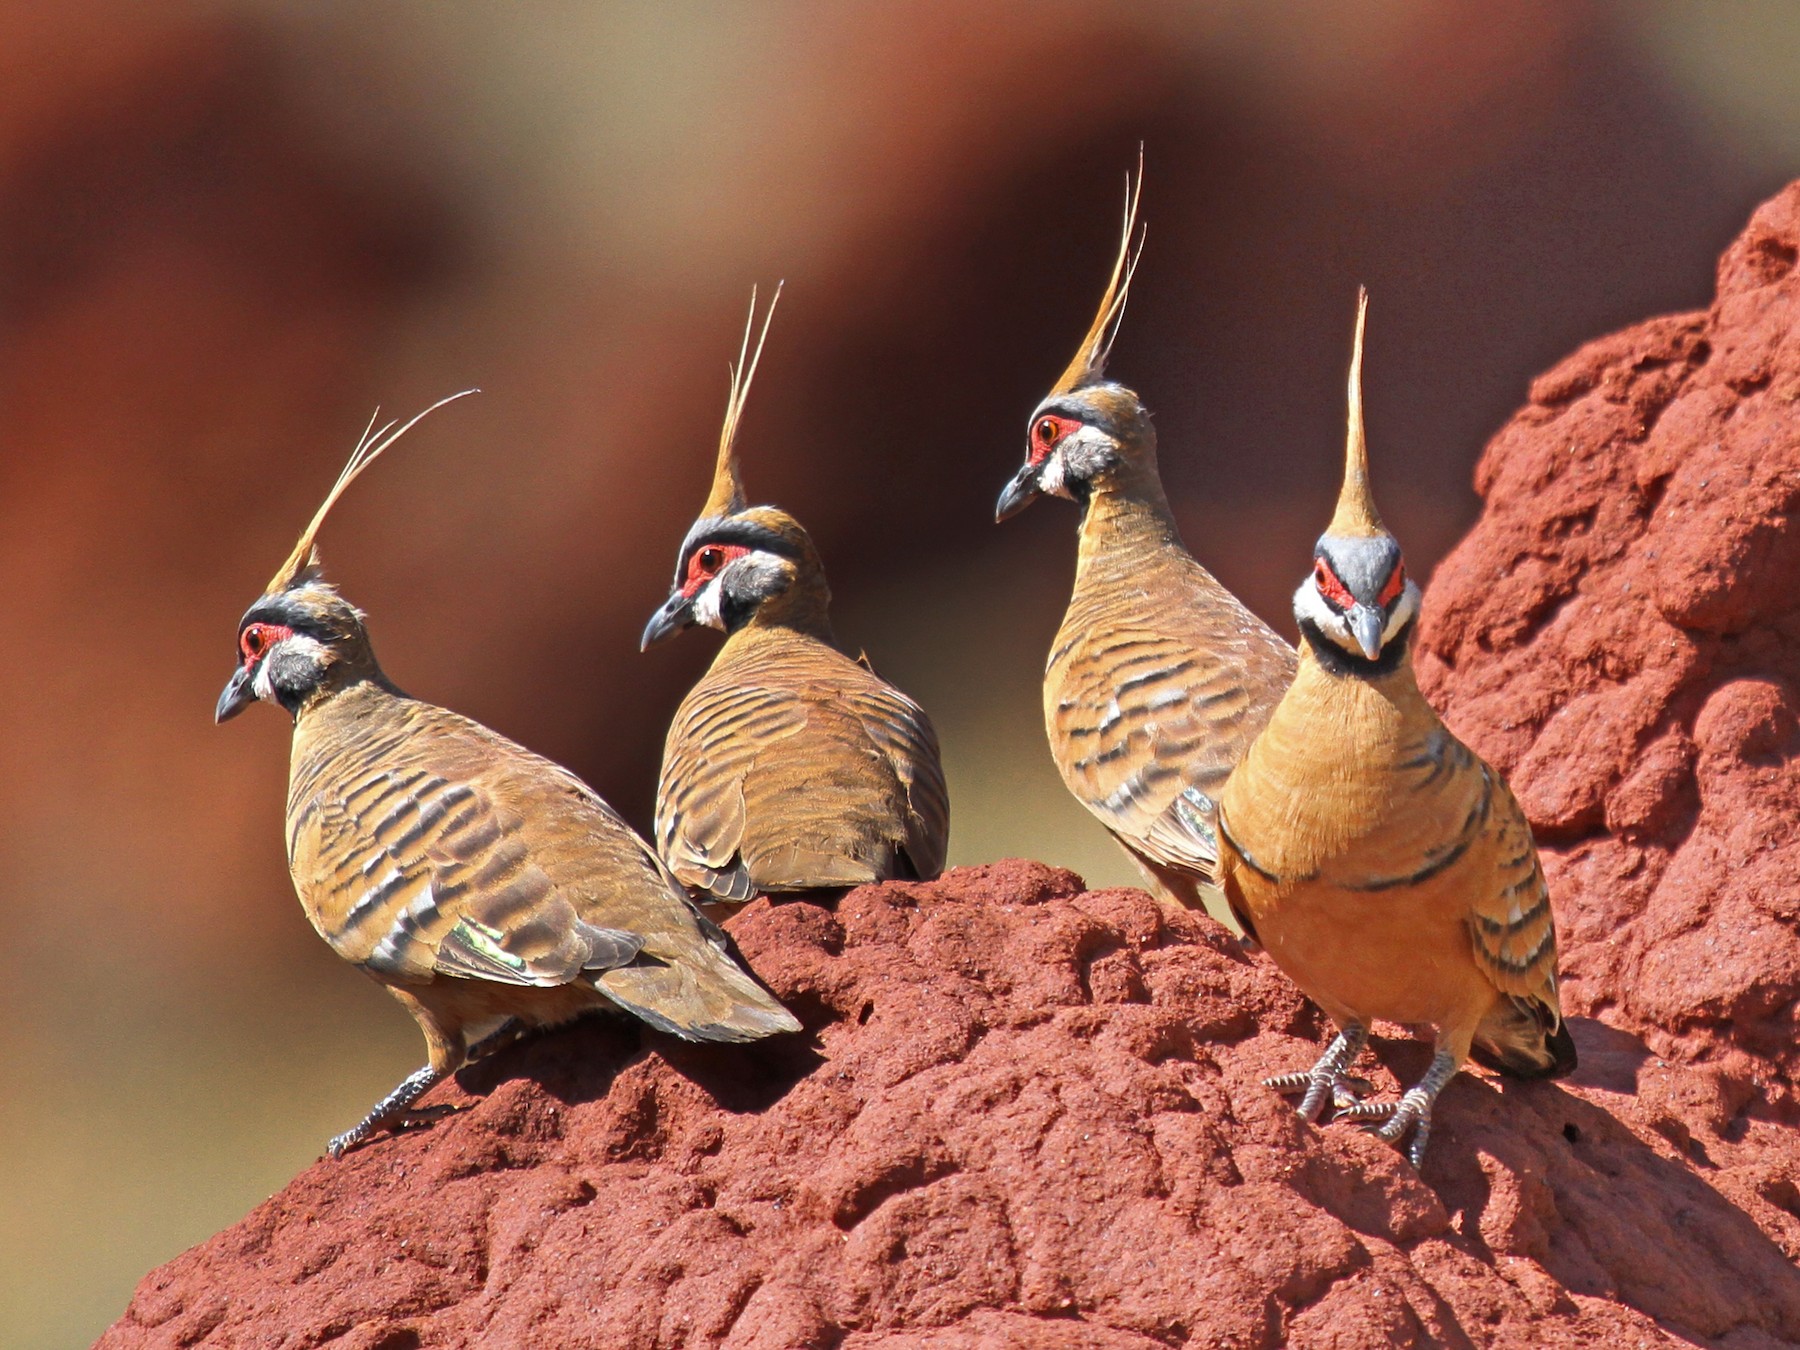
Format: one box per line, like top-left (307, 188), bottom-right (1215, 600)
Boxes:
top-left (1268, 1067), bottom-right (1367, 1122)
top-left (1343, 1091), bottom-right (1433, 1165)
top-left (1336, 1098), bottom-right (1399, 1122)
top-left (1263, 1071), bottom-right (1314, 1093)
top-left (325, 1127), bottom-right (363, 1160)
top-left (1406, 1130), bottom-right (1431, 1168)
top-left (1372, 1112), bottom-right (1413, 1144)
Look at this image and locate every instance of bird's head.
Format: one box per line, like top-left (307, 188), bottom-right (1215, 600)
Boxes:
top-left (1000, 382), bottom-right (1155, 520)
top-left (643, 504), bottom-right (826, 646)
top-left (216, 393), bottom-right (474, 724)
top-left (642, 286), bottom-right (834, 648)
top-left (1294, 291), bottom-right (1420, 669)
top-left (217, 576), bottom-right (372, 724)
top-left (997, 158), bottom-right (1155, 521)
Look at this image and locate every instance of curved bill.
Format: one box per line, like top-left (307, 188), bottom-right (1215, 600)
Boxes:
top-left (216, 666), bottom-right (256, 723)
top-left (641, 593), bottom-right (695, 650)
top-left (1348, 605), bottom-right (1384, 661)
top-left (994, 462), bottom-right (1043, 522)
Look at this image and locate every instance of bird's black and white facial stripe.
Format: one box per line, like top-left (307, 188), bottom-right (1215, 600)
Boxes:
top-left (674, 516), bottom-right (805, 569)
top-left (691, 547), bottom-right (793, 631)
top-left (642, 516), bottom-right (802, 645)
top-left (996, 386), bottom-right (1136, 520)
top-left (1295, 532), bottom-right (1420, 671)
top-left (251, 630), bottom-right (332, 710)
top-left (217, 588), bottom-right (357, 721)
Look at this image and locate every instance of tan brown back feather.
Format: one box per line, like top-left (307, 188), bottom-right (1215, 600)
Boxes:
top-left (656, 624), bottom-right (949, 902)
top-left (289, 681), bottom-right (798, 1044)
top-left (1044, 490), bottom-right (1297, 902)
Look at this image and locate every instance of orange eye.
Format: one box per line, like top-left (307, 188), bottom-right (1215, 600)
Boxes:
top-left (682, 542), bottom-right (749, 596)
top-left (1036, 418), bottom-right (1059, 444)
top-left (239, 622), bottom-right (292, 668)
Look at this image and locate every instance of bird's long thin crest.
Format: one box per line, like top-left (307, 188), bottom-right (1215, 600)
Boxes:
top-left (266, 389), bottom-right (480, 594)
top-left (702, 283), bottom-right (783, 518)
top-left (1327, 287), bottom-right (1385, 538)
top-left (1051, 151), bottom-right (1146, 396)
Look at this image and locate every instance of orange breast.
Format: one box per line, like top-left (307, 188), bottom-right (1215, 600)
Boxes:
top-left (1219, 652), bottom-right (1504, 1050)
top-left (1236, 872), bottom-right (1499, 1036)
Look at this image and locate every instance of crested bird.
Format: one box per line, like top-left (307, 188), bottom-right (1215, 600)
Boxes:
top-left (216, 395), bottom-right (800, 1158)
top-left (1215, 292), bottom-right (1576, 1166)
top-left (995, 165), bottom-right (1296, 927)
top-left (641, 288), bottom-right (949, 906)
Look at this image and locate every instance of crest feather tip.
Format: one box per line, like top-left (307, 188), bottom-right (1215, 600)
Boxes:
top-left (263, 388), bottom-right (477, 595)
top-left (1051, 155), bottom-right (1146, 397)
top-left (1328, 287), bottom-right (1385, 538)
top-left (702, 285), bottom-right (781, 519)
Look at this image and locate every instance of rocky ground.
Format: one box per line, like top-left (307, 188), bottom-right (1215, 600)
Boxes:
top-left (99, 184), bottom-right (1800, 1349)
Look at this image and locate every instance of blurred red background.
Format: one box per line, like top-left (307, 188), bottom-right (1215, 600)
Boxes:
top-left (4, 3), bottom-right (1797, 1342)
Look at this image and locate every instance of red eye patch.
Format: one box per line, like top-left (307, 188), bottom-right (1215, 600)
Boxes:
top-left (1029, 415), bottom-right (1075, 465)
top-left (1378, 561), bottom-right (1407, 608)
top-left (239, 622), bottom-right (293, 669)
top-left (1312, 558), bottom-right (1355, 611)
top-left (682, 543), bottom-right (751, 596)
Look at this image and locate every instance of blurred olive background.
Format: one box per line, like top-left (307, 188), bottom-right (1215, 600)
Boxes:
top-left (5, 2), bottom-right (1800, 1343)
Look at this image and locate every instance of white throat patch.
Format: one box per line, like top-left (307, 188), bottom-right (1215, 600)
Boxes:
top-left (1292, 578), bottom-right (1421, 659)
top-left (692, 576), bottom-right (727, 630)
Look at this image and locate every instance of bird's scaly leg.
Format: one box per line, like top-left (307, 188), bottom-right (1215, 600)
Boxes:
top-left (1339, 1046), bottom-right (1459, 1167)
top-left (1266, 1023), bottom-right (1369, 1122)
top-left (327, 1063), bottom-right (445, 1159)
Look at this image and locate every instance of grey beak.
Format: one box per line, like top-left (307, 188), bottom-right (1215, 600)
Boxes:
top-left (641, 593), bottom-right (694, 650)
top-left (215, 665), bottom-right (256, 723)
top-left (995, 462), bottom-right (1043, 522)
top-left (1348, 605), bottom-right (1385, 661)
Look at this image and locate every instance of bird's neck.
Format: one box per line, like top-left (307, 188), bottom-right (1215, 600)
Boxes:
top-left (1074, 474), bottom-right (1186, 582)
top-left (292, 662), bottom-right (406, 726)
top-left (1298, 618), bottom-right (1418, 684)
top-left (716, 613), bottom-right (840, 671)
top-left (1280, 632), bottom-right (1430, 752)
top-left (1225, 639), bottom-right (1437, 869)
top-left (287, 673), bottom-right (414, 820)
top-left (735, 575), bottom-right (838, 648)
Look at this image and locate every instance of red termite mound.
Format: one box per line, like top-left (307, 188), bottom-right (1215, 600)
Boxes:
top-left (102, 187), bottom-right (1800, 1349)
top-left (1414, 185), bottom-right (1800, 1117)
top-left (100, 863), bottom-right (1800, 1349)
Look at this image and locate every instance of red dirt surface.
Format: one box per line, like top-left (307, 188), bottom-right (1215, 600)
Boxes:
top-left (101, 188), bottom-right (1800, 1348)
top-left (99, 862), bottom-right (1800, 1348)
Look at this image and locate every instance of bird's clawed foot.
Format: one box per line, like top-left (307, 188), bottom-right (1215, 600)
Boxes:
top-left (1265, 1069), bottom-right (1371, 1116)
top-left (1265, 1024), bottom-right (1369, 1122)
top-left (1338, 1092), bottom-right (1433, 1166)
top-left (327, 1121), bottom-right (378, 1160)
top-left (325, 1063), bottom-right (445, 1159)
top-left (1336, 1047), bottom-right (1458, 1167)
